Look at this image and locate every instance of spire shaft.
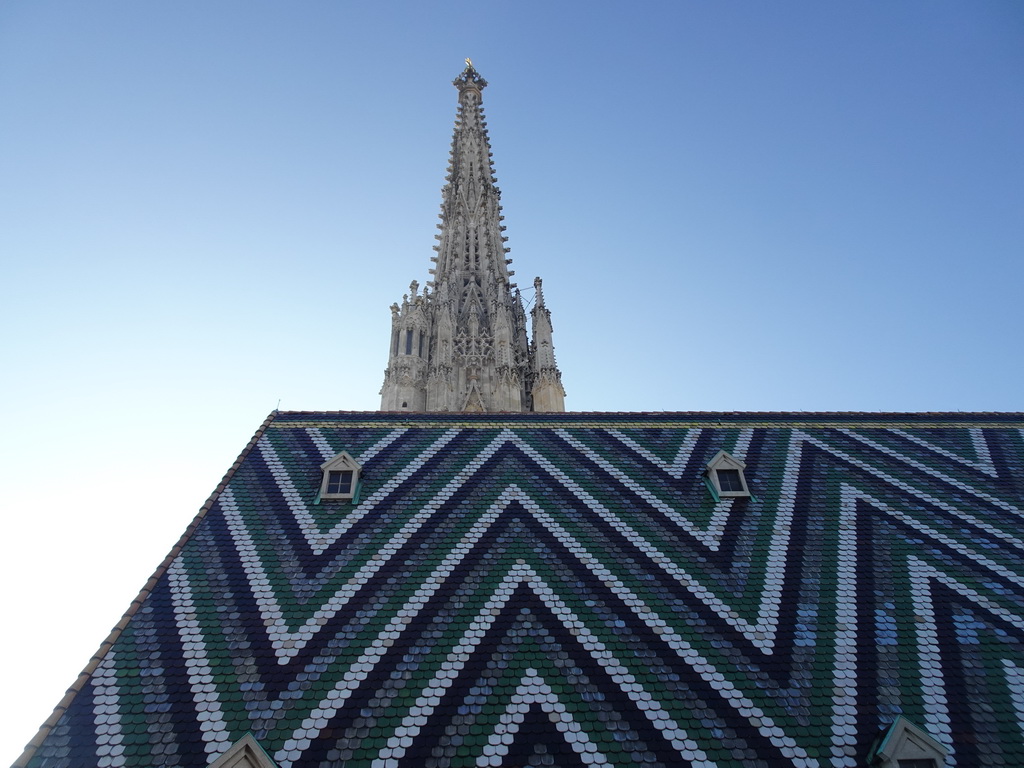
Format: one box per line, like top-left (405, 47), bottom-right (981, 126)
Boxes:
top-left (433, 65), bottom-right (510, 298)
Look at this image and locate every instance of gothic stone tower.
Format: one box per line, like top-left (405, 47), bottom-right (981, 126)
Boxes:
top-left (379, 64), bottom-right (565, 413)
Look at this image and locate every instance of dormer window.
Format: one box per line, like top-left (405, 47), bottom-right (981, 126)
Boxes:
top-left (208, 733), bottom-right (278, 768)
top-left (319, 451), bottom-right (362, 501)
top-left (706, 450), bottom-right (751, 498)
top-left (867, 717), bottom-right (948, 768)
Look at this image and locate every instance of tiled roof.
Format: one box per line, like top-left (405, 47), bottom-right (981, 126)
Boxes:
top-left (19, 411), bottom-right (1024, 767)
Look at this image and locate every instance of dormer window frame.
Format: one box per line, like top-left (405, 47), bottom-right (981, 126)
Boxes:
top-left (318, 451), bottom-right (363, 501)
top-left (705, 450), bottom-right (751, 499)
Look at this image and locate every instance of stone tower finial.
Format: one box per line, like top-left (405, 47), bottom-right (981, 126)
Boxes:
top-left (380, 67), bottom-right (564, 413)
top-left (453, 61), bottom-right (487, 97)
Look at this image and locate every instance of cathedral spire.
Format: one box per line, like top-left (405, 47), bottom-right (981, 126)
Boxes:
top-left (380, 64), bottom-right (564, 412)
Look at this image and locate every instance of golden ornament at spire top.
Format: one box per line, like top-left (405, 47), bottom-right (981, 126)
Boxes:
top-left (465, 57), bottom-right (472, 68)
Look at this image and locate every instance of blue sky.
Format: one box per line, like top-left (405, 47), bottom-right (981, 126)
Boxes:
top-left (1, 1), bottom-right (1022, 762)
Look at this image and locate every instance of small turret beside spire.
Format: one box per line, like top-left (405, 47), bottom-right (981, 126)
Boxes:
top-left (380, 63), bottom-right (565, 413)
top-left (529, 277), bottom-right (566, 412)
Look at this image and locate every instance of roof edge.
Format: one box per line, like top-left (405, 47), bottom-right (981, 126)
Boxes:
top-left (13, 410), bottom-right (281, 768)
top-left (296, 409), bottom-right (1024, 416)
top-left (272, 409), bottom-right (1024, 427)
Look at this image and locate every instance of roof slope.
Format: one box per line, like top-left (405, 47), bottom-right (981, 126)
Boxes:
top-left (20, 411), bottom-right (1024, 768)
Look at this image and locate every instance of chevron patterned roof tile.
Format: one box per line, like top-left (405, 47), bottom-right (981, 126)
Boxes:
top-left (19, 412), bottom-right (1024, 768)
